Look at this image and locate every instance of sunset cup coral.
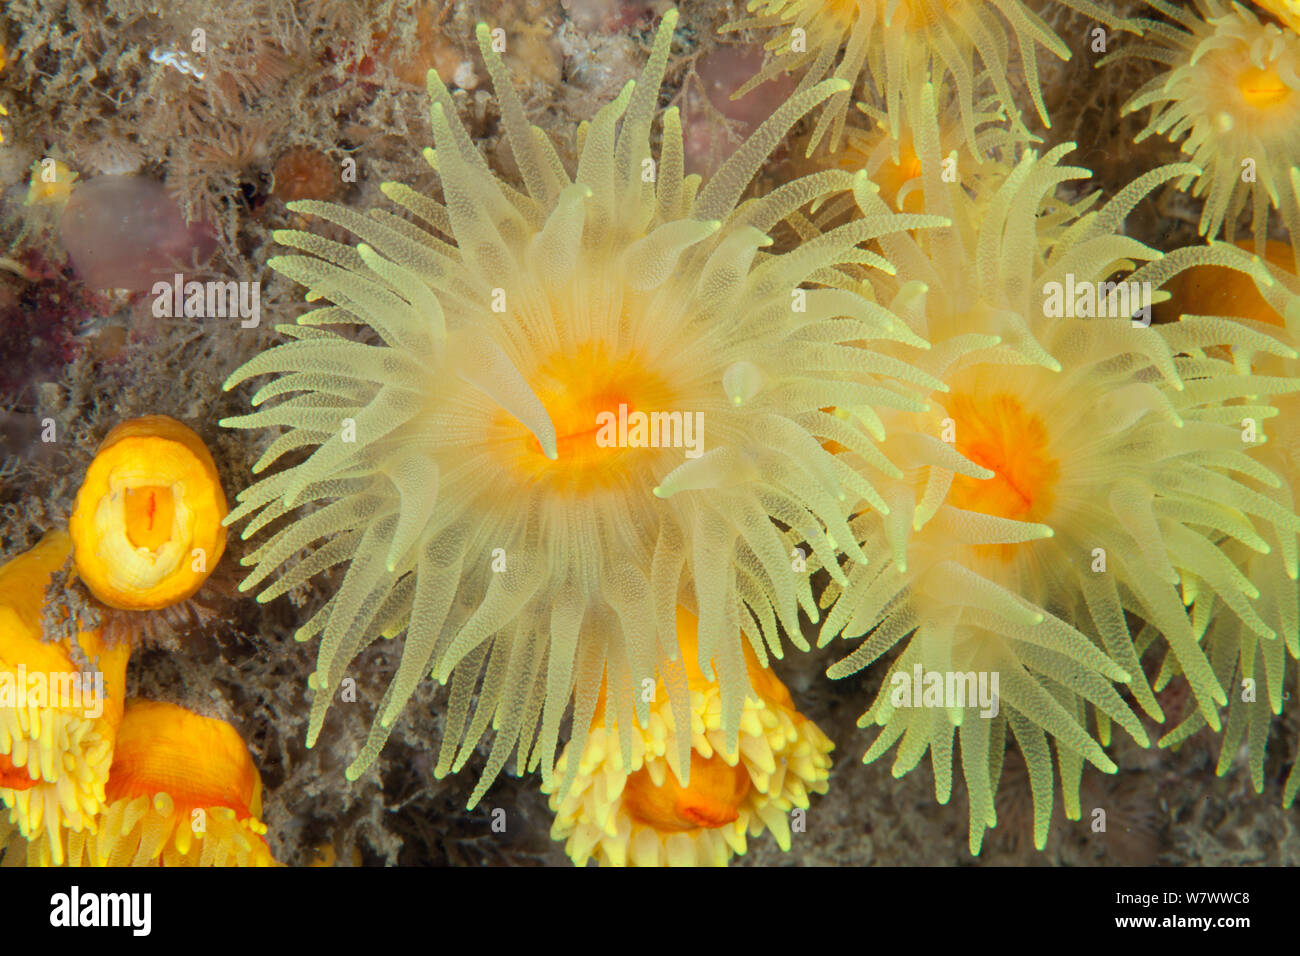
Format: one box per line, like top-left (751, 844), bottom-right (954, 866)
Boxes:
top-left (69, 415), bottom-right (228, 611)
top-left (0, 531), bottom-right (130, 866)
top-left (1108, 0), bottom-right (1300, 268)
top-left (784, 86), bottom-right (1022, 227)
top-left (543, 606), bottom-right (832, 866)
top-left (221, 9), bottom-right (945, 802)
top-left (49, 699), bottom-right (275, 867)
top-left (1153, 238), bottom-right (1300, 806)
top-left (813, 86), bottom-right (1300, 851)
top-left (722, 0), bottom-right (1126, 154)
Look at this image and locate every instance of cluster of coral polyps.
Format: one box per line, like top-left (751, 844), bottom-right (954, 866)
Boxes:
top-left (0, 418), bottom-right (275, 867)
top-left (7, 0), bottom-right (1300, 867)
top-left (201, 0), bottom-right (1300, 865)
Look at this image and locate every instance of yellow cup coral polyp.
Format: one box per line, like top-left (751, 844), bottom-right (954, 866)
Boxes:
top-left (1114, 0), bottom-right (1300, 267)
top-left (544, 606), bottom-right (833, 867)
top-left (0, 531), bottom-right (129, 866)
top-left (61, 699), bottom-right (275, 866)
top-left (69, 415), bottom-right (228, 610)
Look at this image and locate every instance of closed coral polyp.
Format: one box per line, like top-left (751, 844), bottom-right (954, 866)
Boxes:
top-left (69, 415), bottom-right (228, 611)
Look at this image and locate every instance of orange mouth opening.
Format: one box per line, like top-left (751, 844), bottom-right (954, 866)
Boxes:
top-left (946, 391), bottom-right (1059, 557)
top-left (1238, 67), bottom-right (1293, 110)
top-left (123, 486), bottom-right (175, 551)
top-left (623, 750), bottom-right (752, 832)
top-left (0, 752), bottom-right (37, 790)
top-left (494, 343), bottom-right (676, 493)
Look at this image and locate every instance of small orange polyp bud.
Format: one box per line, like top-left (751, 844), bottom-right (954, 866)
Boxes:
top-left (69, 415), bottom-right (228, 610)
top-left (24, 159), bottom-right (77, 208)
